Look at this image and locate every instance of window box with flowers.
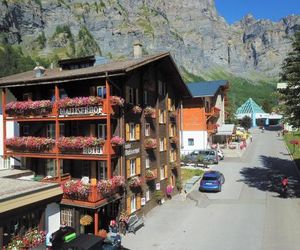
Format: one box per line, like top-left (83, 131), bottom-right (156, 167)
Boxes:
top-left (111, 136), bottom-right (125, 146)
top-left (57, 96), bottom-right (103, 109)
top-left (145, 169), bottom-right (157, 181)
top-left (144, 106), bottom-right (156, 118)
top-left (62, 180), bottom-right (91, 201)
top-left (144, 138), bottom-right (157, 149)
top-left (97, 175), bottom-right (125, 196)
top-left (128, 176), bottom-right (142, 192)
top-left (58, 136), bottom-right (105, 153)
top-left (5, 100), bottom-right (53, 117)
top-left (6, 136), bottom-right (55, 152)
top-left (169, 111), bottom-right (176, 120)
top-left (110, 96), bottom-right (125, 106)
top-left (132, 105), bottom-right (142, 114)
top-left (5, 228), bottom-right (46, 249)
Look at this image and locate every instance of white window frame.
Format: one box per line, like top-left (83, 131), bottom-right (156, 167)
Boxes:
top-left (145, 123), bottom-right (150, 136)
top-left (159, 138), bottom-right (164, 152)
top-left (188, 138), bottom-right (194, 146)
top-left (160, 166), bottom-right (165, 180)
top-left (145, 156), bottom-right (150, 169)
top-left (129, 123), bottom-right (135, 141)
top-left (97, 86), bottom-right (107, 98)
top-left (98, 124), bottom-right (107, 139)
top-left (130, 195), bottom-right (137, 213)
top-left (146, 190), bottom-right (150, 202)
top-left (46, 124), bottom-right (55, 139)
top-left (130, 159), bottom-right (136, 176)
top-left (61, 208), bottom-right (73, 227)
top-left (159, 110), bottom-right (164, 124)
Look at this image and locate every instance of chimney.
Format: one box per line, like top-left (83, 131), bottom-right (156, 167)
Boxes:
top-left (33, 65), bottom-right (45, 78)
top-left (133, 40), bottom-right (143, 59)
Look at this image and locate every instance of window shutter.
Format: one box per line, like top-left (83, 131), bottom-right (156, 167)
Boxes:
top-left (127, 196), bottom-right (131, 215)
top-left (163, 111), bottom-right (166, 123)
top-left (174, 152), bottom-right (177, 162)
top-left (164, 138), bottom-right (167, 151)
top-left (136, 195), bottom-right (141, 210)
top-left (136, 157), bottom-right (141, 175)
top-left (168, 98), bottom-right (171, 111)
top-left (169, 124), bottom-right (172, 137)
top-left (164, 165), bottom-right (168, 179)
top-left (135, 124), bottom-right (140, 140)
top-left (126, 123), bottom-right (130, 141)
top-left (125, 86), bottom-right (130, 103)
top-left (126, 159), bottom-right (130, 178)
top-left (135, 88), bottom-right (139, 105)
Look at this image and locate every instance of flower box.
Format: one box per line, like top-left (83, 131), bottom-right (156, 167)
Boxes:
top-left (170, 137), bottom-right (178, 145)
top-left (128, 176), bottom-right (142, 188)
top-left (58, 136), bottom-right (105, 151)
top-left (110, 96), bottom-right (125, 106)
top-left (144, 106), bottom-right (156, 118)
top-left (6, 137), bottom-right (55, 152)
top-left (132, 105), bottom-right (142, 114)
top-left (62, 180), bottom-right (91, 201)
top-left (169, 111), bottom-right (176, 119)
top-left (5, 100), bottom-right (53, 117)
top-left (57, 96), bottom-right (103, 109)
top-left (144, 138), bottom-right (157, 149)
top-left (111, 136), bottom-right (125, 146)
top-left (97, 175), bottom-right (125, 196)
top-left (145, 169), bottom-right (157, 181)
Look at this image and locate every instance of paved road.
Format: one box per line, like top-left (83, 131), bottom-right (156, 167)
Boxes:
top-left (122, 128), bottom-right (300, 250)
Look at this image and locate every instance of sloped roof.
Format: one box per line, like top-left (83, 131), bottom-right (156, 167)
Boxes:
top-left (236, 98), bottom-right (265, 114)
top-left (186, 80), bottom-right (228, 97)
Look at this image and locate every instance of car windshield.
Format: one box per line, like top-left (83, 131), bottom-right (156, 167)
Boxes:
top-left (202, 176), bottom-right (218, 181)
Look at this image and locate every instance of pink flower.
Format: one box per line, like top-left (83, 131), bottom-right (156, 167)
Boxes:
top-left (111, 136), bottom-right (125, 146)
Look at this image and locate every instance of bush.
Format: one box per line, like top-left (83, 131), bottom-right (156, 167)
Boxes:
top-left (175, 179), bottom-right (182, 191)
top-left (153, 190), bottom-right (164, 203)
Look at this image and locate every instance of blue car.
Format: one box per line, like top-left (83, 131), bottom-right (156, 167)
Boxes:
top-left (199, 171), bottom-right (225, 192)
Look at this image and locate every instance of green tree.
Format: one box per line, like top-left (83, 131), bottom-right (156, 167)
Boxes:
top-left (240, 116), bottom-right (252, 131)
top-left (280, 32), bottom-right (300, 128)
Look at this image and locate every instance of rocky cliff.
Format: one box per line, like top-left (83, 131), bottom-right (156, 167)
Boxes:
top-left (0, 0), bottom-right (299, 79)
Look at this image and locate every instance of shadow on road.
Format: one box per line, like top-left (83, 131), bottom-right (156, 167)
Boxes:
top-left (238, 155), bottom-right (300, 198)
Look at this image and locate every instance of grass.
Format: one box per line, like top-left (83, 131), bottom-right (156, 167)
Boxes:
top-left (284, 131), bottom-right (300, 169)
top-left (181, 168), bottom-right (204, 184)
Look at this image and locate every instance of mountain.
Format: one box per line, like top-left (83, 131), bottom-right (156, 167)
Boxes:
top-left (0, 0), bottom-right (299, 82)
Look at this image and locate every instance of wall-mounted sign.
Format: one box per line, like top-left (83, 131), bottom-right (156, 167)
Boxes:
top-left (156, 183), bottom-right (160, 190)
top-left (125, 143), bottom-right (131, 149)
top-left (125, 148), bottom-right (140, 156)
top-left (83, 146), bottom-right (103, 155)
top-left (141, 197), bottom-right (146, 206)
top-left (59, 106), bottom-right (104, 116)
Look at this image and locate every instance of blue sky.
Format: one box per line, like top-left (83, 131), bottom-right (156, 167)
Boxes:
top-left (215, 0), bottom-right (300, 24)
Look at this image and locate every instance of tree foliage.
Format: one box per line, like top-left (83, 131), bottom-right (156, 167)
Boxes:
top-left (240, 116), bottom-right (252, 131)
top-left (280, 32), bottom-right (300, 128)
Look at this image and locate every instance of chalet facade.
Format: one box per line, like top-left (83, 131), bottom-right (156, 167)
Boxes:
top-left (181, 80), bottom-right (229, 154)
top-left (0, 51), bottom-right (191, 242)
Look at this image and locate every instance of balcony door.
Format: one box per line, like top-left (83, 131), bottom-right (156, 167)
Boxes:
top-left (97, 161), bottom-right (107, 180)
top-left (98, 124), bottom-right (107, 139)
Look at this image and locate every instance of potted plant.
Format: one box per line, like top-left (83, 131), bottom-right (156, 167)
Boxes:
top-left (144, 106), bottom-right (156, 118)
top-left (128, 176), bottom-right (142, 188)
top-left (62, 180), bottom-right (91, 200)
top-left (176, 179), bottom-right (183, 192)
top-left (80, 215), bottom-right (93, 226)
top-left (110, 96), bottom-right (125, 106)
top-left (153, 190), bottom-right (164, 204)
top-left (132, 105), bottom-right (142, 114)
top-left (97, 179), bottom-right (114, 196)
top-left (111, 136), bottom-right (125, 146)
top-left (145, 170), bottom-right (156, 181)
top-left (144, 138), bottom-right (157, 149)
top-left (170, 137), bottom-right (178, 145)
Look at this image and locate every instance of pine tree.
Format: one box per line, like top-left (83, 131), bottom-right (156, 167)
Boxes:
top-left (280, 31), bottom-right (300, 128)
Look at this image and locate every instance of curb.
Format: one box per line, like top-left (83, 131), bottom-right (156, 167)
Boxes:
top-left (283, 139), bottom-right (300, 178)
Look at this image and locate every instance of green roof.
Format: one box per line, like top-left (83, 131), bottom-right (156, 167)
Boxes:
top-left (236, 98), bottom-right (265, 114)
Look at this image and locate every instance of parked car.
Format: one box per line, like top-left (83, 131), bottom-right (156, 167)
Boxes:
top-left (199, 171), bottom-right (225, 192)
top-left (217, 149), bottom-right (224, 160)
top-left (185, 150), bottom-right (219, 164)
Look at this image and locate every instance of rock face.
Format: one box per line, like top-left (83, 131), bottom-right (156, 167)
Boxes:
top-left (0, 0), bottom-right (299, 78)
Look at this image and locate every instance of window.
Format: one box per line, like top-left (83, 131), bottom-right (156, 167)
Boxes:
top-left (146, 190), bottom-right (150, 202)
top-left (160, 165), bottom-right (165, 180)
top-left (145, 123), bottom-right (150, 136)
top-left (97, 161), bottom-right (107, 179)
top-left (98, 124), bottom-right (107, 139)
top-left (22, 125), bottom-right (29, 136)
top-left (59, 123), bottom-right (65, 137)
top-left (129, 123), bottom-right (135, 141)
top-left (130, 195), bottom-right (137, 213)
top-left (23, 93), bottom-right (32, 101)
top-left (145, 156), bottom-right (150, 169)
top-left (130, 159), bottom-right (136, 176)
top-left (97, 86), bottom-right (107, 98)
top-left (170, 124), bottom-right (175, 137)
top-left (144, 91), bottom-right (148, 105)
top-left (188, 138), bottom-right (194, 146)
top-left (170, 150), bottom-right (175, 162)
top-left (159, 110), bottom-right (166, 124)
top-left (46, 159), bottom-right (55, 176)
top-left (47, 124), bottom-right (55, 138)
top-left (61, 208), bottom-right (73, 227)
top-left (160, 138), bottom-right (164, 152)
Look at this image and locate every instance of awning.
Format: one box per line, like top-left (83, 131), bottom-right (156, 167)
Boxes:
top-left (216, 124), bottom-right (235, 135)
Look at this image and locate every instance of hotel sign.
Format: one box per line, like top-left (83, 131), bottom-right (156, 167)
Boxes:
top-left (125, 143), bottom-right (140, 156)
top-left (83, 146), bottom-right (103, 155)
top-left (59, 106), bottom-right (104, 116)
